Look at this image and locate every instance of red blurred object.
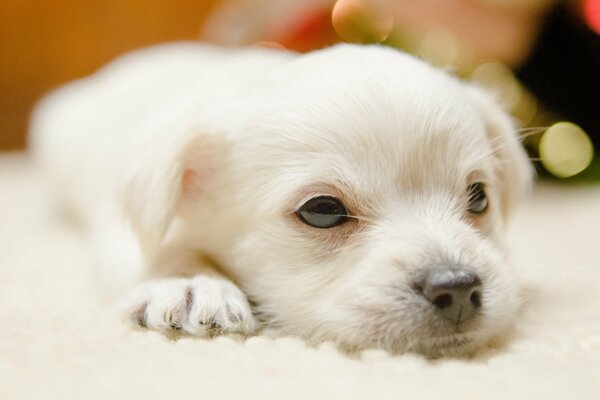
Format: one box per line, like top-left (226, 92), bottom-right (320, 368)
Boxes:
top-left (266, 8), bottom-right (338, 52)
top-left (584, 0), bottom-right (600, 34)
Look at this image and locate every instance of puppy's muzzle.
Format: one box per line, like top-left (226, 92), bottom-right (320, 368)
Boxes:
top-left (415, 268), bottom-right (482, 325)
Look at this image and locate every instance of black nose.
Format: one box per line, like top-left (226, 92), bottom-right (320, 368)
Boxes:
top-left (416, 268), bottom-right (482, 324)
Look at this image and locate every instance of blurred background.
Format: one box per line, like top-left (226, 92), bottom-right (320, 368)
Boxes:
top-left (1, 0), bottom-right (599, 178)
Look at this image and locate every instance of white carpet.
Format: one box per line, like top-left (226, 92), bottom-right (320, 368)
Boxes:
top-left (1, 152), bottom-right (599, 399)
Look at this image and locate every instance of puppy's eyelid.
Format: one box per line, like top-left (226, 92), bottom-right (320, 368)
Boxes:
top-left (292, 192), bottom-right (352, 213)
top-left (466, 170), bottom-right (489, 185)
top-left (468, 178), bottom-right (490, 188)
top-left (292, 193), bottom-right (330, 212)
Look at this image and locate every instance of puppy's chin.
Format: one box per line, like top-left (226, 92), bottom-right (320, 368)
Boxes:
top-left (407, 334), bottom-right (482, 358)
top-left (365, 301), bottom-right (516, 357)
top-left (332, 326), bottom-right (504, 358)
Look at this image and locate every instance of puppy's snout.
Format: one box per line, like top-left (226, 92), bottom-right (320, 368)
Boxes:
top-left (416, 268), bottom-right (482, 324)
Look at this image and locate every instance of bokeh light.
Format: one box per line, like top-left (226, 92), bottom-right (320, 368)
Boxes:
top-left (539, 122), bottom-right (594, 178)
top-left (332, 0), bottom-right (393, 43)
top-left (584, 0), bottom-right (600, 35)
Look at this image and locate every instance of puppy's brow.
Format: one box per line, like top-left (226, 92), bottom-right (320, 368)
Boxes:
top-left (290, 183), bottom-right (349, 212)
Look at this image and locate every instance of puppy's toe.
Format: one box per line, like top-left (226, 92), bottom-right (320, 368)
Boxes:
top-left (145, 285), bottom-right (190, 332)
top-left (184, 276), bottom-right (257, 336)
top-left (123, 279), bottom-right (189, 332)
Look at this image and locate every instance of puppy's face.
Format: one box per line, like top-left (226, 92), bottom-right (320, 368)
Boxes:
top-left (130, 45), bottom-right (532, 356)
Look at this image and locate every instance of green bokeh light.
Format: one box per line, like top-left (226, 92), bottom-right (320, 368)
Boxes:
top-left (539, 122), bottom-right (594, 178)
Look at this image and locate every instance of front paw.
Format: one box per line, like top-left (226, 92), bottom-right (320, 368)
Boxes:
top-left (123, 276), bottom-right (257, 336)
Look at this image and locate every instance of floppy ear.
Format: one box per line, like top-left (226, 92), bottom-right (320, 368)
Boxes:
top-left (465, 85), bottom-right (534, 224)
top-left (120, 129), bottom-right (225, 258)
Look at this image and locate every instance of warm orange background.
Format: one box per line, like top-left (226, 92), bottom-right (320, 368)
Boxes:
top-left (0, 0), bottom-right (219, 150)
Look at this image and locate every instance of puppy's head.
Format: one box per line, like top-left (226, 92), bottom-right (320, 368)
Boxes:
top-left (124, 45), bottom-right (532, 356)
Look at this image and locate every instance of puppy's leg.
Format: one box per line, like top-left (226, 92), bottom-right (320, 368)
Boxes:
top-left (122, 245), bottom-right (257, 336)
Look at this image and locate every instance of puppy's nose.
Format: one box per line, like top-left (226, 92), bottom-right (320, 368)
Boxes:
top-left (417, 268), bottom-right (482, 324)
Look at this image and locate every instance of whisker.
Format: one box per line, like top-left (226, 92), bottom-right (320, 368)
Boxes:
top-left (485, 131), bottom-right (538, 159)
top-left (517, 126), bottom-right (549, 133)
top-left (517, 127), bottom-right (549, 140)
top-left (347, 214), bottom-right (376, 224)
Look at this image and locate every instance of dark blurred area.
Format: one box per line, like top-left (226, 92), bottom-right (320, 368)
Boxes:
top-left (1, 0), bottom-right (599, 179)
top-left (517, 2), bottom-right (600, 148)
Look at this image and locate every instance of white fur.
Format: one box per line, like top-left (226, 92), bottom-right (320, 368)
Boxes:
top-left (30, 42), bottom-right (531, 356)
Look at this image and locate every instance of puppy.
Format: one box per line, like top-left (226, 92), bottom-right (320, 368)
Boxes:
top-left (31, 42), bottom-right (531, 357)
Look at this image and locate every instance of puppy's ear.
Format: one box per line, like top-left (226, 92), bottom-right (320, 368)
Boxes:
top-left (120, 129), bottom-right (225, 257)
top-left (465, 85), bottom-right (533, 224)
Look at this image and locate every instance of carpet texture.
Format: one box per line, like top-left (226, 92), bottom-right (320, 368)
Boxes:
top-left (1, 153), bottom-right (599, 399)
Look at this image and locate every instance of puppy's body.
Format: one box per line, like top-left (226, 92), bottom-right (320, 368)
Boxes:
top-left (32, 43), bottom-right (293, 291)
top-left (31, 43), bottom-right (531, 356)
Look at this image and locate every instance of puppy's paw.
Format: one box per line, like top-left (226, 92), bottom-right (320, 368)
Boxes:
top-left (123, 276), bottom-right (257, 336)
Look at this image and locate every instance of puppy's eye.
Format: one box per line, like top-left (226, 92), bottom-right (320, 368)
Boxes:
top-left (297, 196), bottom-right (348, 228)
top-left (467, 182), bottom-right (488, 214)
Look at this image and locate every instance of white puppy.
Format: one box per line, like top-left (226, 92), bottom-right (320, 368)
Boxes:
top-left (31, 43), bottom-right (531, 357)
